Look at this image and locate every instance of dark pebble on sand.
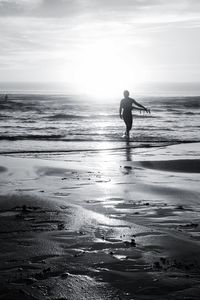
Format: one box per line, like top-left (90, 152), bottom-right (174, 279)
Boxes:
top-left (61, 273), bottom-right (69, 279)
top-left (22, 205), bottom-right (27, 212)
top-left (124, 238), bottom-right (136, 247)
top-left (16, 213), bottom-right (24, 219)
top-left (58, 223), bottom-right (65, 230)
top-left (153, 261), bottom-right (161, 269)
top-left (180, 223), bottom-right (198, 228)
top-left (131, 238), bottom-right (136, 246)
top-left (79, 230), bottom-right (85, 235)
top-left (168, 274), bottom-right (177, 279)
top-left (177, 205), bottom-right (184, 210)
top-left (43, 267), bottom-right (51, 273)
top-left (160, 257), bottom-right (167, 265)
top-left (25, 277), bottom-right (38, 285)
top-left (41, 260), bottom-right (46, 264)
top-left (74, 251), bottom-right (85, 257)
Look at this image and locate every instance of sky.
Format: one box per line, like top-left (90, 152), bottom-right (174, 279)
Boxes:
top-left (0, 0), bottom-right (200, 95)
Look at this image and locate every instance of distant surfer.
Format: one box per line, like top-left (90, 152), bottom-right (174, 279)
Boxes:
top-left (4, 94), bottom-right (8, 101)
top-left (119, 90), bottom-right (150, 138)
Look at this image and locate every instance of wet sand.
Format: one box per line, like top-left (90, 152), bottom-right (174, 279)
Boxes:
top-left (0, 143), bottom-right (200, 299)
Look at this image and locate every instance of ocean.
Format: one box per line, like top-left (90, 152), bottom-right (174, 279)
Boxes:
top-left (0, 94), bottom-right (200, 155)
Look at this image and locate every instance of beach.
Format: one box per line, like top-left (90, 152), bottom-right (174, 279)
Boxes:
top-left (1, 0), bottom-right (200, 297)
top-left (0, 142), bottom-right (200, 299)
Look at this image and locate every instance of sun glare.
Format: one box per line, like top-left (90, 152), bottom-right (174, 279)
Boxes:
top-left (70, 41), bottom-right (143, 98)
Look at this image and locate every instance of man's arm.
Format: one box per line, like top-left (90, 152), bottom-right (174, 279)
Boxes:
top-left (132, 99), bottom-right (150, 113)
top-left (119, 100), bottom-right (123, 119)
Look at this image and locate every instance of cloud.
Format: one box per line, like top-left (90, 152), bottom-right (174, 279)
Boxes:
top-left (0, 0), bottom-right (199, 20)
top-left (1, 0), bottom-right (200, 83)
top-left (0, 0), bottom-right (84, 17)
top-left (0, 0), bottom-right (42, 16)
top-left (34, 0), bottom-right (83, 18)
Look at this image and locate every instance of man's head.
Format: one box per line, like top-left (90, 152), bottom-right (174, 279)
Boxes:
top-left (123, 90), bottom-right (129, 98)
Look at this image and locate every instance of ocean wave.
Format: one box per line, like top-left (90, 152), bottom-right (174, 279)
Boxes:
top-left (134, 127), bottom-right (174, 131)
top-left (46, 113), bottom-right (83, 119)
top-left (46, 113), bottom-right (119, 120)
top-left (0, 134), bottom-right (65, 141)
top-left (0, 141), bottom-right (199, 156)
top-left (160, 96), bottom-right (200, 108)
top-left (132, 114), bottom-right (156, 118)
top-left (0, 114), bottom-right (10, 119)
top-left (0, 95), bottom-right (199, 150)
top-left (181, 99), bottom-right (200, 109)
top-left (0, 100), bottom-right (43, 112)
top-left (166, 108), bottom-right (181, 113)
top-left (165, 110), bottom-right (200, 116)
top-left (0, 133), bottom-right (199, 144)
top-left (183, 111), bottom-right (198, 115)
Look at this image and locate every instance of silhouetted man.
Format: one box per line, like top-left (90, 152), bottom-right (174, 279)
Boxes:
top-left (119, 90), bottom-right (150, 138)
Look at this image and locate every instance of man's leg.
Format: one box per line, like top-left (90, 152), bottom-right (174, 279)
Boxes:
top-left (127, 118), bottom-right (132, 138)
top-left (124, 115), bottom-right (132, 137)
top-left (126, 126), bottom-right (130, 138)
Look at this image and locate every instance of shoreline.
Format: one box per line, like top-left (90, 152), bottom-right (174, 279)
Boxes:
top-left (0, 140), bottom-right (199, 157)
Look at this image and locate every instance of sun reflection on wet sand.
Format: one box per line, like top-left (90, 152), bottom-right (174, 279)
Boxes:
top-left (63, 203), bottom-right (146, 238)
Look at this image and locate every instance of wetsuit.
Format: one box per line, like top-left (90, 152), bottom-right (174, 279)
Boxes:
top-left (120, 98), bottom-right (134, 132)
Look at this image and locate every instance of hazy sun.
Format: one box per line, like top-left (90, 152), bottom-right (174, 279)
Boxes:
top-left (70, 40), bottom-right (143, 98)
